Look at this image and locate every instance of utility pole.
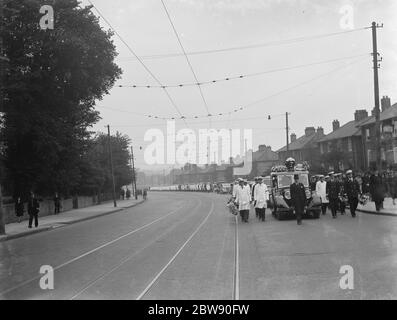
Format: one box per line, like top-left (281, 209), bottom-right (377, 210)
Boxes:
top-left (131, 146), bottom-right (137, 200)
top-left (107, 125), bottom-right (117, 207)
top-left (371, 22), bottom-right (383, 170)
top-left (286, 112), bottom-right (290, 157)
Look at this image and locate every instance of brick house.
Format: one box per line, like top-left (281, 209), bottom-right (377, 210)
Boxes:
top-left (317, 110), bottom-right (368, 172)
top-left (277, 127), bottom-right (325, 171)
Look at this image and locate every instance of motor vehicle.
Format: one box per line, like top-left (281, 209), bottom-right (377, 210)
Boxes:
top-left (269, 170), bottom-right (321, 220)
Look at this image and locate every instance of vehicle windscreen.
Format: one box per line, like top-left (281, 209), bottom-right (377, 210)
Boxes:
top-left (277, 174), bottom-right (309, 188)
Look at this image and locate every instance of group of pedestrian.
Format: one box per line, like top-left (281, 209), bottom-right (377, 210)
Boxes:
top-left (313, 171), bottom-right (360, 218)
top-left (14, 192), bottom-right (62, 228)
top-left (230, 177), bottom-right (269, 223)
top-left (14, 192), bottom-right (41, 228)
top-left (120, 188), bottom-right (132, 200)
top-left (312, 169), bottom-right (396, 213)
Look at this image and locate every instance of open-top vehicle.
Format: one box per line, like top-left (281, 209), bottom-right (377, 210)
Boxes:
top-left (269, 160), bottom-right (321, 220)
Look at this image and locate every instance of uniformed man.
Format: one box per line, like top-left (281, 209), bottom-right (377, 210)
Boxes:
top-left (344, 170), bottom-right (361, 218)
top-left (290, 174), bottom-right (306, 225)
top-left (316, 175), bottom-right (328, 215)
top-left (326, 172), bottom-right (340, 219)
top-left (254, 177), bottom-right (269, 222)
top-left (235, 179), bottom-right (251, 223)
top-left (335, 174), bottom-right (346, 215)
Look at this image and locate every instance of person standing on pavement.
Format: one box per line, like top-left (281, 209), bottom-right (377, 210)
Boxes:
top-left (370, 170), bottom-right (385, 212)
top-left (326, 172), bottom-right (340, 219)
top-left (290, 174), bottom-right (306, 225)
top-left (120, 188), bottom-right (125, 200)
top-left (344, 170), bottom-right (361, 218)
top-left (254, 177), bottom-right (269, 222)
top-left (235, 179), bottom-right (251, 223)
top-left (15, 197), bottom-right (24, 223)
top-left (53, 192), bottom-right (61, 215)
top-left (316, 175), bottom-right (328, 215)
top-left (27, 192), bottom-right (40, 228)
top-left (126, 188), bottom-right (131, 200)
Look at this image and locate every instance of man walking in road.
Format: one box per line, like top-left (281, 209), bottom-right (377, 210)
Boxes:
top-left (28, 192), bottom-right (40, 228)
top-left (326, 172), bottom-right (340, 219)
top-left (235, 179), bottom-right (251, 223)
top-left (254, 177), bottom-right (269, 222)
top-left (344, 170), bottom-right (361, 218)
top-left (252, 177), bottom-right (260, 219)
top-left (290, 174), bottom-right (306, 225)
top-left (316, 175), bottom-right (328, 215)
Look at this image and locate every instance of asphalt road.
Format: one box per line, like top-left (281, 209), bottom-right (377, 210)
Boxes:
top-left (0, 192), bottom-right (396, 300)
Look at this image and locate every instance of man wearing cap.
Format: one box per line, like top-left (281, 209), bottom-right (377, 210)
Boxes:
top-left (290, 174), bottom-right (306, 225)
top-left (316, 175), bottom-right (328, 215)
top-left (254, 177), bottom-right (269, 222)
top-left (235, 178), bottom-right (251, 223)
top-left (344, 170), bottom-right (361, 218)
top-left (326, 172), bottom-right (340, 218)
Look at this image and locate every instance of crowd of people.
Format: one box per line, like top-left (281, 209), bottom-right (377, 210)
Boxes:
top-left (311, 170), bottom-right (396, 213)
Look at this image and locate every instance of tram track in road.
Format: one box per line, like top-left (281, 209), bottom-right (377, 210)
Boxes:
top-left (0, 200), bottom-right (190, 298)
top-left (136, 201), bottom-right (215, 300)
top-left (69, 197), bottom-right (203, 300)
top-left (233, 215), bottom-right (240, 300)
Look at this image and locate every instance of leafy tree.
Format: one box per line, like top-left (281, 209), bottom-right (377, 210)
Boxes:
top-left (1, 0), bottom-right (122, 198)
top-left (79, 132), bottom-right (133, 197)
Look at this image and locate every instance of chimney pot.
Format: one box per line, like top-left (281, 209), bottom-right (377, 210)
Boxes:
top-left (305, 127), bottom-right (316, 137)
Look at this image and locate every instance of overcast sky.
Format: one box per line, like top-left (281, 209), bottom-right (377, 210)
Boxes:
top-left (80, 0), bottom-right (397, 171)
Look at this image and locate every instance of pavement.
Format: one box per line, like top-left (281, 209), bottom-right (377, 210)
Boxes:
top-left (1, 191), bottom-right (396, 300)
top-left (0, 198), bottom-right (145, 242)
top-left (357, 197), bottom-right (397, 216)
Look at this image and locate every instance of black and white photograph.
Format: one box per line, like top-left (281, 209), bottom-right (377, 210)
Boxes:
top-left (0, 0), bottom-right (397, 305)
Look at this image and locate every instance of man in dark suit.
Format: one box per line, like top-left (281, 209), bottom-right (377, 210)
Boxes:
top-left (290, 174), bottom-right (307, 225)
top-left (344, 170), bottom-right (361, 218)
top-left (27, 191), bottom-right (40, 228)
top-left (326, 172), bottom-right (340, 219)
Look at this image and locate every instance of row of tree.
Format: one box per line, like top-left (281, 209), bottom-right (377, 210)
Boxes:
top-left (0, 0), bottom-right (132, 200)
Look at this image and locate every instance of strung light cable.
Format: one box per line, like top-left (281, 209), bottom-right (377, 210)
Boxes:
top-left (116, 53), bottom-right (369, 89)
top-left (98, 55), bottom-right (367, 121)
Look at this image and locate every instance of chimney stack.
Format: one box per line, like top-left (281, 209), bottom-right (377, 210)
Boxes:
top-left (381, 96), bottom-right (391, 112)
top-left (332, 120), bottom-right (340, 131)
top-left (290, 133), bottom-right (297, 142)
top-left (354, 109), bottom-right (368, 122)
top-left (305, 127), bottom-right (316, 137)
top-left (317, 127), bottom-right (324, 136)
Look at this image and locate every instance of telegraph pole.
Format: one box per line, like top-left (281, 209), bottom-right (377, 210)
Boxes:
top-left (131, 146), bottom-right (137, 200)
top-left (286, 112), bottom-right (290, 157)
top-left (371, 22), bottom-right (383, 170)
top-left (107, 125), bottom-right (117, 207)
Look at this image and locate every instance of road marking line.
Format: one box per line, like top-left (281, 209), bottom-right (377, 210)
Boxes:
top-left (233, 215), bottom-right (240, 300)
top-left (69, 198), bottom-right (203, 300)
top-left (136, 201), bottom-right (215, 300)
top-left (0, 203), bottom-right (186, 297)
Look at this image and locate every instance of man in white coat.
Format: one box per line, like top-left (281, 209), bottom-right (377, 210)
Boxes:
top-left (235, 179), bottom-right (251, 222)
top-left (254, 177), bottom-right (269, 222)
top-left (316, 175), bottom-right (328, 215)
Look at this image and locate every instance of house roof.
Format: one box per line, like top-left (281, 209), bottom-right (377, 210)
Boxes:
top-left (317, 120), bottom-right (363, 143)
top-left (358, 103), bottom-right (397, 127)
top-left (277, 131), bottom-right (323, 152)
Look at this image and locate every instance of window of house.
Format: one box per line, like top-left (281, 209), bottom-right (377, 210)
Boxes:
top-left (348, 138), bottom-right (352, 152)
top-left (320, 143), bottom-right (324, 154)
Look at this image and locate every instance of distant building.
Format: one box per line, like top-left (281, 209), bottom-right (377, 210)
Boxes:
top-left (358, 96), bottom-right (397, 170)
top-left (277, 127), bottom-right (325, 171)
top-left (251, 145), bottom-right (279, 177)
top-left (317, 110), bottom-right (368, 172)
